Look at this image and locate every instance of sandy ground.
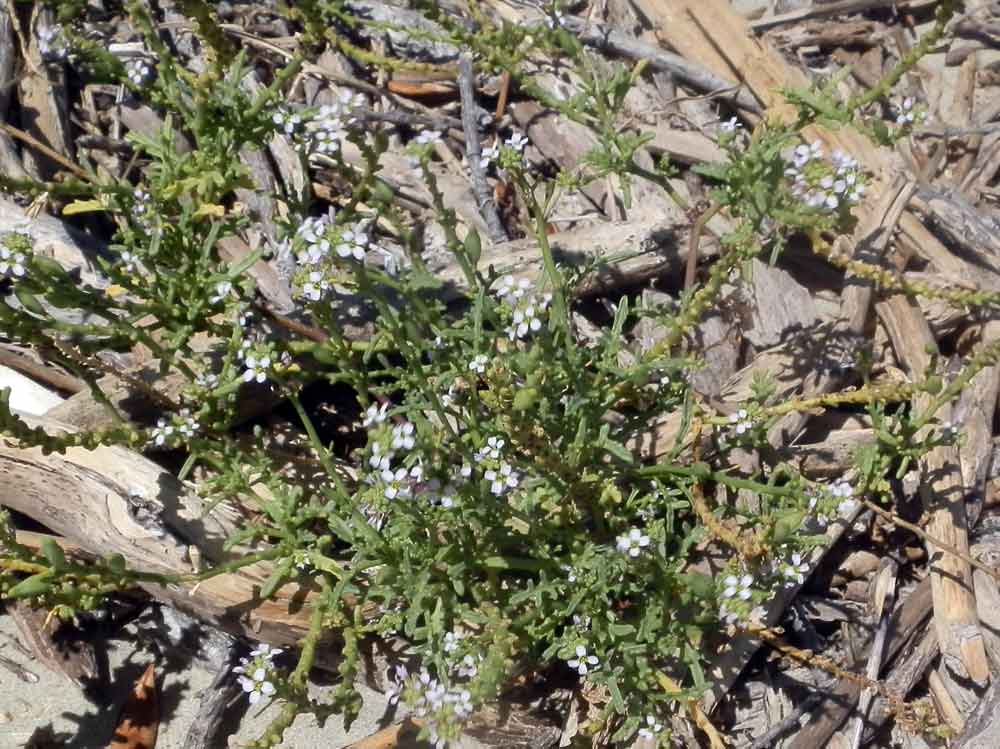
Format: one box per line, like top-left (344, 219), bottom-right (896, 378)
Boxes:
top-left (0, 612), bottom-right (400, 749)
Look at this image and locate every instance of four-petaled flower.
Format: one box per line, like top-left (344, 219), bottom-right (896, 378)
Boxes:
top-left (243, 355), bottom-right (271, 384)
top-left (616, 527), bottom-right (651, 558)
top-left (469, 354), bottom-right (489, 374)
top-left (238, 667), bottom-right (276, 705)
top-left (722, 574), bottom-right (754, 600)
top-left (567, 645), bottom-right (599, 675)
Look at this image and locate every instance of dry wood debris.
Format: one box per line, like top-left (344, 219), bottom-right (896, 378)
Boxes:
top-left (1, 0), bottom-right (1000, 747)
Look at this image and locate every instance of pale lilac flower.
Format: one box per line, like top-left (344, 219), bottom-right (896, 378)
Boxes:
top-left (415, 130), bottom-right (442, 146)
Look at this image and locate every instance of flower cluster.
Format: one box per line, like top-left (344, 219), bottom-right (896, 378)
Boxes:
top-left (472, 436), bottom-right (519, 496)
top-left (895, 97), bottom-right (921, 127)
top-left (131, 188), bottom-right (155, 232)
top-left (150, 409), bottom-right (199, 447)
top-left (637, 714), bottom-right (664, 740)
top-left (727, 408), bottom-right (753, 436)
top-left (1, 224), bottom-right (32, 283)
top-left (37, 26), bottom-right (69, 62)
top-left (785, 142), bottom-right (865, 213)
top-left (125, 58), bottom-right (153, 87)
top-left (719, 572), bottom-right (755, 624)
top-left (234, 643), bottom-right (283, 705)
top-left (387, 666), bottom-right (474, 747)
top-left (272, 107), bottom-right (304, 137)
top-left (494, 276), bottom-right (552, 341)
top-left (480, 131), bottom-right (529, 170)
top-left (307, 91), bottom-right (366, 155)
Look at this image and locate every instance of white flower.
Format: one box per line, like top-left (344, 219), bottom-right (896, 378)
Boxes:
top-left (896, 97), bottom-right (916, 126)
top-left (273, 108), bottom-right (303, 136)
top-left (781, 553), bottom-right (809, 587)
top-left (151, 418), bottom-right (174, 446)
top-left (209, 281), bottom-right (232, 304)
top-left (381, 466), bottom-right (411, 500)
top-left (728, 408), bottom-right (753, 436)
top-left (443, 631), bottom-right (460, 653)
top-left (638, 714), bottom-right (664, 739)
top-left (302, 270), bottom-right (331, 301)
top-left (126, 58), bottom-right (152, 86)
top-left (567, 645), bottom-right (599, 675)
top-left (239, 667), bottom-right (276, 705)
top-left (243, 355), bottom-right (271, 384)
top-left (720, 116), bottom-right (741, 133)
top-left (469, 354), bottom-right (489, 374)
top-left (415, 130), bottom-right (442, 146)
top-left (392, 421), bottom-right (416, 451)
top-left (474, 436), bottom-right (505, 463)
top-left (479, 142), bottom-right (499, 169)
top-left (722, 574), bottom-right (754, 601)
top-left (38, 26), bottom-right (68, 62)
top-left (484, 462), bottom-right (519, 495)
top-left (363, 402), bottom-right (389, 427)
top-left (616, 527), bottom-right (651, 557)
top-left (177, 409), bottom-right (199, 438)
top-left (250, 643), bottom-right (284, 660)
top-left (505, 131), bottom-right (528, 152)
top-left (335, 223), bottom-right (372, 261)
top-left (369, 441), bottom-right (393, 471)
top-left (0, 247), bottom-right (27, 278)
top-left (456, 654), bottom-right (479, 678)
top-left (546, 10), bottom-right (566, 28)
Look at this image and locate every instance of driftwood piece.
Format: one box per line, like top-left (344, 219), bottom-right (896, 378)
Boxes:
top-left (558, 16), bottom-right (762, 115)
top-left (0, 5), bottom-right (27, 179)
top-left (7, 600), bottom-right (97, 687)
top-left (787, 579), bottom-right (933, 749)
top-left (0, 415), bottom-right (333, 651)
top-left (875, 291), bottom-right (989, 685)
top-left (17, 7), bottom-right (73, 179)
top-left (955, 675), bottom-right (1000, 749)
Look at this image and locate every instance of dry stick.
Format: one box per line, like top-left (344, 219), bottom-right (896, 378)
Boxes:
top-left (457, 54), bottom-right (508, 244)
top-left (0, 122), bottom-right (88, 180)
top-left (560, 16), bottom-right (762, 115)
top-left (861, 499), bottom-right (1000, 585)
top-left (684, 201), bottom-right (722, 291)
top-left (849, 560), bottom-right (898, 749)
top-left (748, 0), bottom-right (937, 32)
top-left (0, 343), bottom-right (85, 394)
